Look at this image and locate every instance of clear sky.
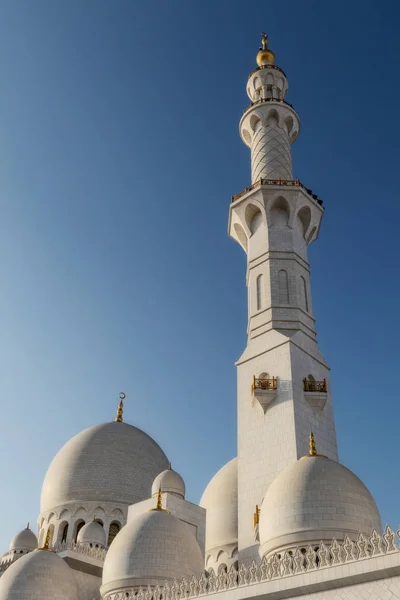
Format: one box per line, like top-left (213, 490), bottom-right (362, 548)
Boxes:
top-left (0, 0), bottom-right (399, 551)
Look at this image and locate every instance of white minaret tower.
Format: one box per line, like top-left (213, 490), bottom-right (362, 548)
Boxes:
top-left (229, 35), bottom-right (339, 565)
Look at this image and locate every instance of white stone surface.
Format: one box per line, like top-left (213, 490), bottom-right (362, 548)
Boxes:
top-left (101, 510), bottom-right (204, 595)
top-left (0, 549), bottom-right (78, 600)
top-left (259, 455), bottom-right (381, 557)
top-left (73, 570), bottom-right (101, 600)
top-left (77, 521), bottom-right (106, 548)
top-left (128, 492), bottom-right (206, 556)
top-left (152, 468), bottom-right (185, 499)
top-left (200, 458), bottom-right (238, 572)
top-left (41, 421), bottom-right (168, 513)
top-left (38, 420), bottom-right (169, 546)
top-left (8, 527), bottom-right (37, 552)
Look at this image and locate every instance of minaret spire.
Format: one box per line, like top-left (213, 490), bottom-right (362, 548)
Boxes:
top-left (115, 392), bottom-right (126, 423)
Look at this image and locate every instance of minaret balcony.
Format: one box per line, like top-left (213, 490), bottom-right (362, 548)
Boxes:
top-left (251, 376), bottom-right (277, 413)
top-left (231, 177), bottom-right (323, 206)
top-left (303, 378), bottom-right (328, 413)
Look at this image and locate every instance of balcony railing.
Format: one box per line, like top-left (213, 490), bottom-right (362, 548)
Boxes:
top-left (253, 376), bottom-right (277, 391)
top-left (248, 64), bottom-right (287, 79)
top-left (303, 378), bottom-right (327, 393)
top-left (243, 97), bottom-right (294, 114)
top-left (231, 178), bottom-right (323, 206)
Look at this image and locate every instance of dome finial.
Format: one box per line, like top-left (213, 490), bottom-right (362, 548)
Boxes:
top-left (35, 527), bottom-right (54, 552)
top-left (168, 461), bottom-right (172, 470)
top-left (261, 31), bottom-right (268, 49)
top-left (309, 431), bottom-right (317, 456)
top-left (149, 487), bottom-right (167, 512)
top-left (115, 392), bottom-right (126, 423)
top-left (156, 487), bottom-right (163, 510)
top-left (256, 32), bottom-right (275, 66)
top-left (26, 522), bottom-right (30, 530)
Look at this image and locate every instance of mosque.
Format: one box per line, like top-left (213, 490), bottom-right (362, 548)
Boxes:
top-left (1, 34), bottom-right (400, 600)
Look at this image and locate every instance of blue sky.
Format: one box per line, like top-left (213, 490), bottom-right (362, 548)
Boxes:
top-left (0, 0), bottom-right (399, 550)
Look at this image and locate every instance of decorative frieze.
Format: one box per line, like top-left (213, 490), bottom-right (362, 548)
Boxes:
top-left (102, 527), bottom-right (400, 600)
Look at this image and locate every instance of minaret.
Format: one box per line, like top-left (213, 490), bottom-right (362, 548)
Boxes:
top-left (229, 35), bottom-right (339, 564)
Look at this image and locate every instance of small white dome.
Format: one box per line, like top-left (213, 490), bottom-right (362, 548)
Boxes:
top-left (77, 520), bottom-right (106, 548)
top-left (200, 458), bottom-right (238, 553)
top-left (0, 549), bottom-right (78, 600)
top-left (102, 509), bottom-right (204, 594)
top-left (152, 467), bottom-right (185, 499)
top-left (9, 526), bottom-right (38, 552)
top-left (259, 455), bottom-right (381, 557)
top-left (40, 421), bottom-right (169, 513)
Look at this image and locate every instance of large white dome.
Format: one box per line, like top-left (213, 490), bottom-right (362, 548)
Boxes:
top-left (259, 455), bottom-right (381, 557)
top-left (0, 549), bottom-right (78, 600)
top-left (101, 510), bottom-right (204, 595)
top-left (200, 458), bottom-right (238, 553)
top-left (40, 421), bottom-right (169, 513)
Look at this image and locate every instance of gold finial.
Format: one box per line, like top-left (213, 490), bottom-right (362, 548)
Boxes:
top-left (261, 32), bottom-right (268, 49)
top-left (309, 431), bottom-right (317, 456)
top-left (156, 487), bottom-right (163, 510)
top-left (256, 32), bottom-right (275, 66)
top-left (35, 527), bottom-right (55, 552)
top-left (253, 505), bottom-right (260, 528)
top-left (36, 528), bottom-right (54, 552)
top-left (115, 392), bottom-right (126, 422)
top-left (300, 431), bottom-right (328, 459)
top-left (148, 487), bottom-right (169, 513)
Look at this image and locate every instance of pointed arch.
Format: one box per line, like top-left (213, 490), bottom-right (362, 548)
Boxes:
top-left (278, 270), bottom-right (289, 304)
top-left (269, 196), bottom-right (290, 228)
top-left (58, 521), bottom-right (69, 544)
top-left (245, 204), bottom-right (263, 234)
top-left (108, 521), bottom-right (121, 547)
top-left (299, 276), bottom-right (309, 312)
top-left (73, 519), bottom-right (85, 543)
top-left (297, 206), bottom-right (312, 238)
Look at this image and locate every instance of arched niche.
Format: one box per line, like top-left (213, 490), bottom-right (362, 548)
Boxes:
top-left (233, 223), bottom-right (248, 252)
top-left (285, 116), bottom-right (294, 135)
top-left (73, 519), bottom-right (85, 543)
top-left (245, 203), bottom-right (263, 234)
top-left (250, 114), bottom-right (261, 132)
top-left (266, 108), bottom-right (279, 126)
top-left (307, 225), bottom-right (317, 244)
top-left (269, 196), bottom-right (290, 228)
top-left (297, 206), bottom-right (311, 238)
top-left (107, 521), bottom-right (121, 547)
top-left (58, 521), bottom-right (69, 544)
top-left (242, 128), bottom-right (251, 145)
top-left (216, 549), bottom-right (228, 562)
top-left (59, 509), bottom-right (70, 520)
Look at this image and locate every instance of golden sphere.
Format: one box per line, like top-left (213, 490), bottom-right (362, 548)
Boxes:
top-left (256, 49), bottom-right (275, 66)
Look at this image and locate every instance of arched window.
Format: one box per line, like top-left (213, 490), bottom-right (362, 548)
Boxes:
top-left (278, 270), bottom-right (289, 304)
top-left (256, 274), bottom-right (263, 310)
top-left (60, 522), bottom-right (69, 544)
top-left (299, 276), bottom-right (309, 312)
top-left (73, 520), bottom-right (85, 543)
top-left (107, 521), bottom-right (121, 547)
